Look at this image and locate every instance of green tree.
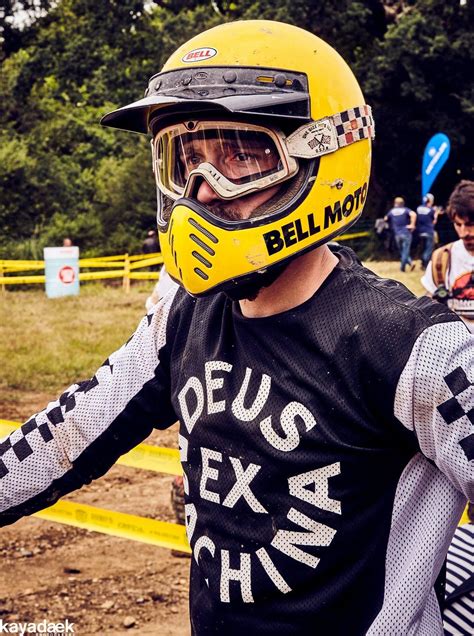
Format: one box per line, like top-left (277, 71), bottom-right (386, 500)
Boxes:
top-left (1, 0), bottom-right (473, 258)
top-left (365, 0), bottom-right (474, 212)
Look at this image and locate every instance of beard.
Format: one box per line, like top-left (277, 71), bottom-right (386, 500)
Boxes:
top-left (160, 195), bottom-right (243, 223)
top-left (207, 202), bottom-right (243, 221)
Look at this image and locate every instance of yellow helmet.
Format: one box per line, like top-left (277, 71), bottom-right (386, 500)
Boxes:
top-left (102, 20), bottom-right (374, 298)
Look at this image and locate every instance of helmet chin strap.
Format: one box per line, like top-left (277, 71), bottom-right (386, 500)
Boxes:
top-left (224, 260), bottom-right (290, 301)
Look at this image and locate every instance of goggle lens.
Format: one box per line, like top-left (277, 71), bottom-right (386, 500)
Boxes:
top-left (153, 122), bottom-right (291, 201)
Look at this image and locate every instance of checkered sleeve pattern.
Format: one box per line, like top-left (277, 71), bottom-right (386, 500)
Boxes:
top-left (333, 105), bottom-right (375, 147)
top-left (395, 322), bottom-right (474, 499)
top-left (0, 286), bottom-right (179, 525)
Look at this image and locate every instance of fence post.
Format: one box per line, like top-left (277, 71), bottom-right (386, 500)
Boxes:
top-left (123, 253), bottom-right (130, 293)
top-left (0, 265), bottom-right (4, 294)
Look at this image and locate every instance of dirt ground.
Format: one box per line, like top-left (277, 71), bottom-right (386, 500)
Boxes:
top-left (0, 390), bottom-right (191, 635)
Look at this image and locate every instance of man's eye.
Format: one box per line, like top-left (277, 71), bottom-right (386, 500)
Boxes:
top-left (233, 152), bottom-right (256, 162)
top-left (186, 154), bottom-right (202, 166)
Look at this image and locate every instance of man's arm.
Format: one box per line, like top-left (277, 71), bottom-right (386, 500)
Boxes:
top-left (395, 321), bottom-right (474, 500)
top-left (0, 288), bottom-right (179, 526)
top-left (407, 209), bottom-right (417, 231)
top-left (420, 261), bottom-right (437, 297)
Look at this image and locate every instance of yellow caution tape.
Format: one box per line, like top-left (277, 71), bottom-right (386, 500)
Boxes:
top-left (120, 444), bottom-right (181, 476)
top-left (129, 257), bottom-right (163, 270)
top-left (0, 420), bottom-right (181, 476)
top-left (81, 254), bottom-right (127, 262)
top-left (0, 260), bottom-right (44, 267)
top-left (337, 231), bottom-right (370, 241)
top-left (0, 272), bottom-right (127, 284)
top-left (79, 270), bottom-right (125, 281)
top-left (0, 252), bottom-right (164, 287)
top-left (0, 275), bottom-right (46, 285)
top-left (34, 499), bottom-right (191, 552)
top-left (129, 253), bottom-right (161, 262)
top-left (129, 272), bottom-right (160, 281)
top-left (2, 265), bottom-right (45, 273)
top-left (0, 419), bottom-right (19, 435)
top-left (79, 260), bottom-right (126, 269)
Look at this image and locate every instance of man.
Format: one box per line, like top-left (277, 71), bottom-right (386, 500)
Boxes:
top-left (422, 180), bottom-right (474, 333)
top-left (1, 21), bottom-right (473, 635)
top-left (142, 228), bottom-right (160, 271)
top-left (416, 192), bottom-right (437, 269)
top-left (384, 196), bottom-right (417, 271)
top-left (142, 229), bottom-right (159, 254)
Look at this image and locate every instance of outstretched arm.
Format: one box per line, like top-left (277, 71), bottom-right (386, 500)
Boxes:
top-left (0, 288), bottom-right (179, 526)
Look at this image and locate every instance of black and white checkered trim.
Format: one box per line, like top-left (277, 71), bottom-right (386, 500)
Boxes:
top-left (333, 105), bottom-right (375, 147)
top-left (438, 366), bottom-right (474, 461)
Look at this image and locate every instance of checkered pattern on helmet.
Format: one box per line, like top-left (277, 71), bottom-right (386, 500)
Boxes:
top-left (334, 105), bottom-right (375, 147)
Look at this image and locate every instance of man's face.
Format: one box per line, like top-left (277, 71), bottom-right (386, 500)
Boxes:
top-left (194, 179), bottom-right (281, 222)
top-left (453, 214), bottom-right (474, 254)
top-left (181, 133), bottom-right (281, 221)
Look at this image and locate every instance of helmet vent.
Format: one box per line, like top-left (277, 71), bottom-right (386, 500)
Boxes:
top-left (170, 233), bottom-right (175, 252)
top-left (192, 251), bottom-right (212, 269)
top-left (194, 268), bottom-right (209, 280)
top-left (188, 218), bottom-right (219, 243)
top-left (189, 233), bottom-right (216, 256)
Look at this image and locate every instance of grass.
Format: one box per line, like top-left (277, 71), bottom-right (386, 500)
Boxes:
top-left (0, 283), bottom-right (150, 395)
top-left (364, 259), bottom-right (426, 297)
top-left (0, 262), bottom-right (426, 396)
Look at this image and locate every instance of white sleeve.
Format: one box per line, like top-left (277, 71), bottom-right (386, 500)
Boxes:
top-left (395, 322), bottom-right (474, 500)
top-left (420, 262), bottom-right (437, 294)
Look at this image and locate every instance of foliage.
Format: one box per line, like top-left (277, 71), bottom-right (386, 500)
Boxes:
top-left (1, 0), bottom-right (473, 257)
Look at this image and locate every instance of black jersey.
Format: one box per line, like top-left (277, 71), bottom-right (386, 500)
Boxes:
top-left (1, 247), bottom-right (473, 635)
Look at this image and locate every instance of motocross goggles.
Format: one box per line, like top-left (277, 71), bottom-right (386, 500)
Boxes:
top-left (151, 120), bottom-right (299, 202)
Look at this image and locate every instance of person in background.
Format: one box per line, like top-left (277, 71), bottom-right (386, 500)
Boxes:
top-left (416, 192), bottom-right (437, 269)
top-left (435, 205), bottom-right (458, 246)
top-left (374, 216), bottom-right (392, 252)
top-left (142, 229), bottom-right (160, 271)
top-left (443, 502), bottom-right (474, 634)
top-left (384, 196), bottom-right (417, 271)
top-left (422, 180), bottom-right (474, 333)
top-left (62, 237), bottom-right (73, 247)
top-left (142, 229), bottom-right (159, 254)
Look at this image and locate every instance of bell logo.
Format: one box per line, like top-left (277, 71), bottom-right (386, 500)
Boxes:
top-left (182, 47), bottom-right (217, 63)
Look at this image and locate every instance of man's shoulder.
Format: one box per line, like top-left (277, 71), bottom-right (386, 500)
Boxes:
top-left (450, 239), bottom-right (470, 260)
top-left (336, 248), bottom-right (458, 332)
top-left (166, 285), bottom-right (228, 325)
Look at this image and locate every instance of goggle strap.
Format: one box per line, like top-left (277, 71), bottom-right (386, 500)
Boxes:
top-left (286, 104), bottom-right (375, 159)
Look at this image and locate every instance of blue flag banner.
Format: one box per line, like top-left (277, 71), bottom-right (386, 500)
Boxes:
top-left (422, 133), bottom-right (450, 197)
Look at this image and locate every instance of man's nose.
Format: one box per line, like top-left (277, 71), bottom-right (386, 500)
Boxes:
top-left (196, 179), bottom-right (221, 205)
